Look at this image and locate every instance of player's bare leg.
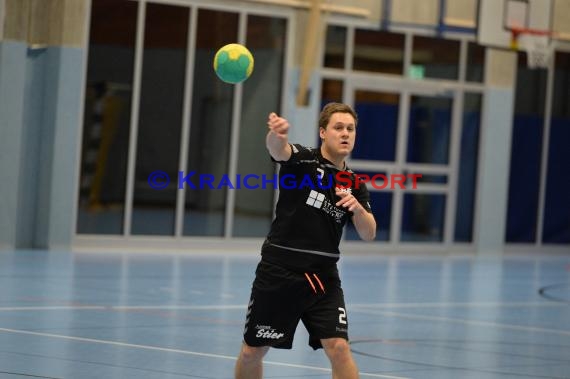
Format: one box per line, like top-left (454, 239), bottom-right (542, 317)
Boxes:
top-left (321, 338), bottom-right (359, 379)
top-left (235, 343), bottom-right (270, 379)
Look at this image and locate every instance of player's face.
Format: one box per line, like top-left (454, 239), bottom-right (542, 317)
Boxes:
top-left (319, 112), bottom-right (356, 158)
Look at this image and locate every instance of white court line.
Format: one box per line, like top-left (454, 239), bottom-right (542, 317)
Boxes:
top-left (0, 327), bottom-right (408, 379)
top-left (0, 306), bottom-right (107, 311)
top-left (0, 301), bottom-right (564, 312)
top-left (112, 305), bottom-right (247, 311)
top-left (352, 309), bottom-right (570, 337)
top-left (0, 305), bottom-right (246, 312)
top-left (351, 301), bottom-right (566, 309)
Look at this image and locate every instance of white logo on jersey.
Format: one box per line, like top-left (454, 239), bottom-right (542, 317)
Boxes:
top-left (305, 190), bottom-right (345, 222)
top-left (306, 190), bottom-right (325, 209)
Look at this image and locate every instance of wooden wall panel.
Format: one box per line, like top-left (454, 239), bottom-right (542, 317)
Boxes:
top-left (391, 0), bottom-right (439, 26)
top-left (1, 0), bottom-right (87, 47)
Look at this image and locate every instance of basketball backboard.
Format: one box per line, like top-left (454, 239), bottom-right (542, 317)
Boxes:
top-left (478, 0), bottom-right (570, 50)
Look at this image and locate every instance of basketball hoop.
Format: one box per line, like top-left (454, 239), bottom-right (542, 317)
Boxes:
top-left (509, 27), bottom-right (556, 69)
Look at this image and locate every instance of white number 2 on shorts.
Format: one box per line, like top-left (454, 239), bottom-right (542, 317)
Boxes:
top-left (338, 307), bottom-right (347, 324)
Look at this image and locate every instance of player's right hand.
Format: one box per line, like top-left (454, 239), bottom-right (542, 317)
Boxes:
top-left (267, 112), bottom-right (289, 136)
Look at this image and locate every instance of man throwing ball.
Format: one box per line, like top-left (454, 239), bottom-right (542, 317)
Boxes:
top-left (235, 103), bottom-right (377, 379)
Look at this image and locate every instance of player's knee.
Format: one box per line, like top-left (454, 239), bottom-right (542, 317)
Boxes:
top-left (239, 344), bottom-right (268, 364)
top-left (323, 338), bottom-right (353, 363)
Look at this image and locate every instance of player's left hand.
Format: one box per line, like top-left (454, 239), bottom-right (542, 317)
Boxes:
top-left (335, 187), bottom-right (364, 213)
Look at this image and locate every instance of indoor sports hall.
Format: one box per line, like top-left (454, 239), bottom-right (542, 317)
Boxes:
top-left (0, 0), bottom-right (569, 378)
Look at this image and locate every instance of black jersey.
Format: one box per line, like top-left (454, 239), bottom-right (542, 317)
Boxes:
top-left (262, 144), bottom-right (372, 272)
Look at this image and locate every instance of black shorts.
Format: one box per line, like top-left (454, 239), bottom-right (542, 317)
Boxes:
top-left (242, 260), bottom-right (349, 350)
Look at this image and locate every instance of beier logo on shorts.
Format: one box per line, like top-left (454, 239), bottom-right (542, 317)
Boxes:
top-left (255, 324), bottom-right (284, 339)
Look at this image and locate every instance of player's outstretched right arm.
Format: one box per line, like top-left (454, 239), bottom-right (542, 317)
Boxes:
top-left (266, 112), bottom-right (292, 162)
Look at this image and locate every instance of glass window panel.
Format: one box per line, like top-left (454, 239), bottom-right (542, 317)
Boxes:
top-left (321, 79), bottom-right (344, 104)
top-left (412, 174), bottom-right (448, 184)
top-left (77, 0), bottom-right (138, 234)
top-left (184, 9), bottom-right (238, 236)
top-left (352, 90), bottom-right (399, 161)
top-left (407, 95), bottom-right (452, 164)
top-left (131, 3), bottom-right (189, 235)
top-left (455, 93), bottom-right (481, 242)
top-left (506, 52), bottom-right (547, 242)
top-left (412, 36), bottom-right (460, 80)
top-left (353, 30), bottom-right (404, 75)
top-left (543, 52), bottom-right (570, 244)
top-left (345, 191), bottom-right (392, 242)
top-left (324, 25), bottom-right (346, 69)
top-left (466, 41), bottom-right (485, 82)
top-left (401, 193), bottom-right (446, 242)
top-left (514, 52), bottom-right (548, 115)
top-left (233, 15), bottom-right (287, 237)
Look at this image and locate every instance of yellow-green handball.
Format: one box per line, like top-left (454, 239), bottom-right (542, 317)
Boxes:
top-left (213, 43), bottom-right (254, 84)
